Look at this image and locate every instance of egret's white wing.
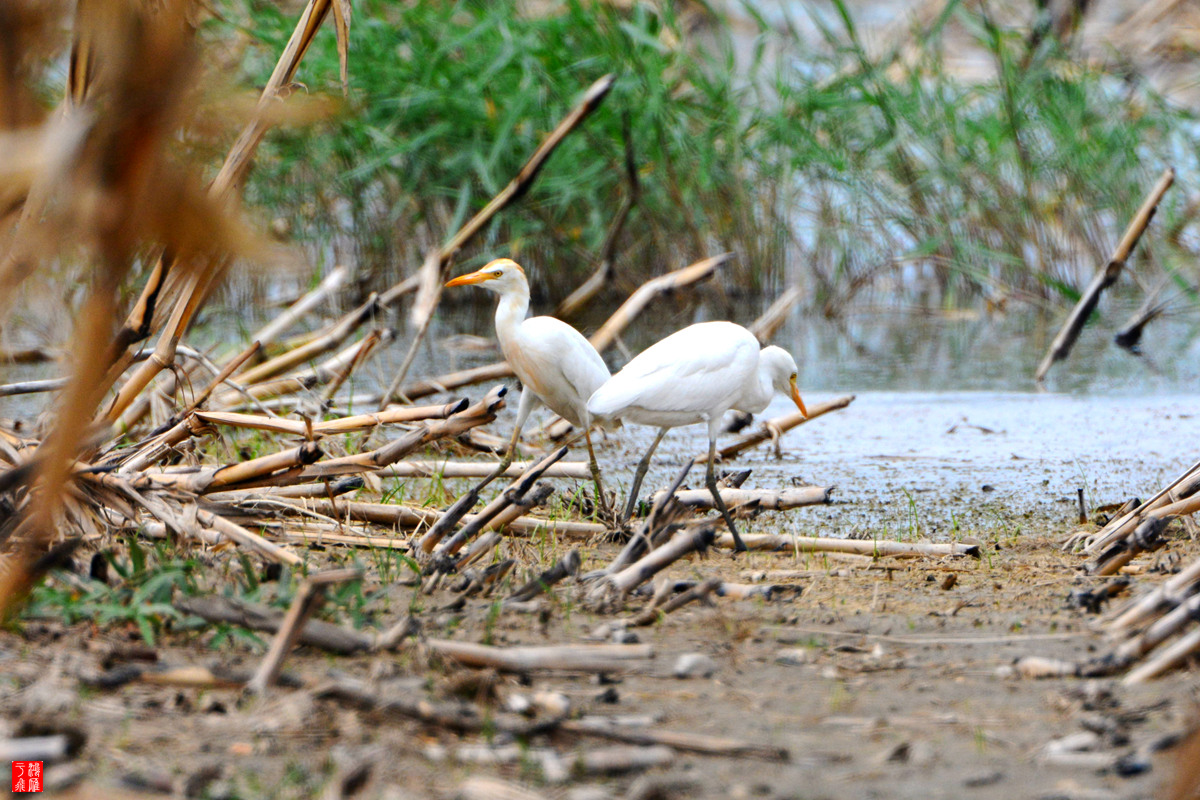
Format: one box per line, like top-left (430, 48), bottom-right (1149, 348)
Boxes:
top-left (508, 316), bottom-right (609, 426)
top-left (589, 322), bottom-right (758, 420)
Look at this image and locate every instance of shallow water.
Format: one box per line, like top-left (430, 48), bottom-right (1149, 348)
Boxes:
top-left (374, 296), bottom-right (1200, 542)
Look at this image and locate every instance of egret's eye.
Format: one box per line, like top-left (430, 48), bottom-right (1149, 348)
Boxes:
top-left (491, 270), bottom-right (503, 277)
top-left (790, 372), bottom-right (797, 381)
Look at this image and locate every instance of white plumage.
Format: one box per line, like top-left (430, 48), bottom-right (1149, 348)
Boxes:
top-left (588, 321), bottom-right (807, 551)
top-left (445, 258), bottom-right (610, 494)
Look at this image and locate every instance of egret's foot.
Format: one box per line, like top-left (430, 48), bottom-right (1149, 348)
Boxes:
top-left (593, 488), bottom-right (622, 530)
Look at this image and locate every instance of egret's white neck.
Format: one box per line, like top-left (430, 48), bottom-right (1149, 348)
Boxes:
top-left (493, 281), bottom-right (530, 354)
top-left (739, 352), bottom-right (775, 414)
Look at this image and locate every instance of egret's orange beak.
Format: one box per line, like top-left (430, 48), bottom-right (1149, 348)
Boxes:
top-left (790, 375), bottom-right (808, 418)
top-left (445, 269), bottom-right (495, 287)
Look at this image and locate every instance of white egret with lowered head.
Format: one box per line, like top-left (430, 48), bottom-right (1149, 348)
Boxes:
top-left (444, 258), bottom-right (612, 498)
top-left (586, 320), bottom-right (807, 552)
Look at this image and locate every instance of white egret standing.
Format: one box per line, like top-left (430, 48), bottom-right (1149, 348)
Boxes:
top-left (444, 258), bottom-right (611, 499)
top-left (587, 321), bottom-right (807, 552)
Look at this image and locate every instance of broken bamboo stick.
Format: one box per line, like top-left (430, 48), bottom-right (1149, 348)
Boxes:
top-left (697, 395), bottom-right (856, 463)
top-left (427, 641), bottom-right (653, 673)
top-left (194, 398), bottom-right (468, 437)
top-left (1035, 167), bottom-right (1175, 382)
top-left (714, 533), bottom-right (980, 558)
top-left (246, 567), bottom-right (362, 693)
top-left (376, 459), bottom-right (591, 480)
top-left (649, 485), bottom-right (833, 511)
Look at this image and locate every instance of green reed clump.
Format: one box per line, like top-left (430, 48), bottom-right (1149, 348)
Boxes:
top-left (758, 0), bottom-right (1199, 311)
top-left (223, 0), bottom-right (1199, 311)
top-left (229, 0), bottom-right (775, 293)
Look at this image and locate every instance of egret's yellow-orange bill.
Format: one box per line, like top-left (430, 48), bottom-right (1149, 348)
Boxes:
top-left (445, 270), bottom-right (494, 287)
top-left (789, 376), bottom-right (808, 418)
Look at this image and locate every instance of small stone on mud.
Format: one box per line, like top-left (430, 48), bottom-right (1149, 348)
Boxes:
top-left (595, 687), bottom-right (620, 704)
top-left (963, 770), bottom-right (1004, 787)
top-left (673, 653), bottom-right (716, 679)
top-left (566, 787), bottom-right (614, 800)
top-left (876, 740), bottom-right (935, 766)
top-left (775, 648), bottom-right (814, 666)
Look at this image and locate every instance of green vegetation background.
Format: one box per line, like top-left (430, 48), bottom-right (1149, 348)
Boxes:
top-left (225, 0), bottom-right (1197, 311)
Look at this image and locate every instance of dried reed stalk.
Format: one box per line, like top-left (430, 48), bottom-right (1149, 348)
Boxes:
top-left (1083, 459), bottom-right (1200, 554)
top-left (559, 718), bottom-right (788, 761)
top-left (246, 567), bottom-right (362, 693)
top-left (630, 576), bottom-right (721, 626)
top-left (749, 285), bottom-right (805, 344)
top-left (104, 0), bottom-right (345, 424)
top-left (715, 533), bottom-right (980, 557)
top-left (697, 395), bottom-right (856, 463)
top-left (377, 460), bottom-right (591, 480)
top-left (252, 265), bottom-right (349, 350)
top-left (426, 640), bottom-right (652, 673)
top-left (587, 253), bottom-right (732, 353)
top-left (431, 447), bottom-right (568, 557)
top-left (588, 526), bottom-right (716, 612)
top-left (507, 550), bottom-right (582, 603)
top-left (554, 115), bottom-right (640, 319)
top-left (195, 398), bottom-right (468, 437)
top-left (233, 294), bottom-right (378, 385)
top-left (649, 485), bottom-right (833, 511)
top-left (176, 594), bottom-right (416, 655)
top-left (268, 497), bottom-right (605, 540)
top-left (382, 73), bottom-right (616, 406)
top-left (1035, 167), bottom-right (1175, 382)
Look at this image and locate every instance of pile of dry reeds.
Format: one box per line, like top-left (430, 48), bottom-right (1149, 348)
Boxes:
top-left (1015, 462), bottom-right (1200, 682)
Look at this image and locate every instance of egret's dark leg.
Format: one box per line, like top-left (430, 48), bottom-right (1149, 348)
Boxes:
top-left (622, 427), bottom-right (667, 524)
top-left (705, 435), bottom-right (746, 553)
top-left (583, 428), bottom-right (612, 516)
top-left (483, 388), bottom-right (535, 489)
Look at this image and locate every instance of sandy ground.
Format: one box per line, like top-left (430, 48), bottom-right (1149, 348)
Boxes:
top-left (2, 391), bottom-right (1199, 799)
